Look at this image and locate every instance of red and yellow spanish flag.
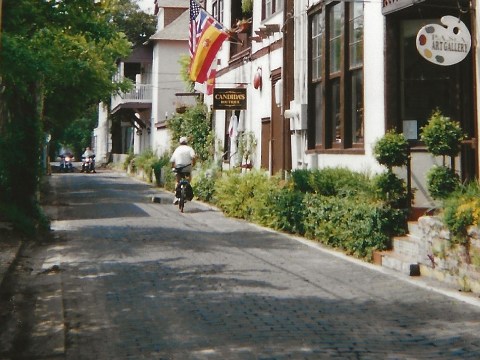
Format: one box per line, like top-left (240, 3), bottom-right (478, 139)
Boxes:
top-left (189, 5), bottom-right (228, 83)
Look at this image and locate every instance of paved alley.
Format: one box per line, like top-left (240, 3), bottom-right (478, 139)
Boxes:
top-left (2, 170), bottom-right (480, 359)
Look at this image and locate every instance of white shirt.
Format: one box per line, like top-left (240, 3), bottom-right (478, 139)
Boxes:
top-left (170, 145), bottom-right (195, 166)
top-left (82, 149), bottom-right (94, 157)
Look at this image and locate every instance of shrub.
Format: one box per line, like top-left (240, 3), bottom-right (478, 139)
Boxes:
top-left (123, 150), bottom-right (136, 171)
top-left (213, 170), bottom-right (272, 220)
top-left (152, 154), bottom-right (170, 186)
top-left (302, 193), bottom-right (404, 259)
top-left (135, 149), bottom-right (158, 182)
top-left (192, 165), bottom-right (220, 203)
top-left (167, 104), bottom-right (214, 162)
top-left (373, 170), bottom-right (408, 208)
top-left (262, 187), bottom-right (305, 234)
top-left (291, 167), bottom-right (373, 197)
top-left (373, 130), bottom-right (409, 169)
top-left (426, 165), bottom-right (460, 200)
top-left (187, 166), bottom-right (407, 262)
top-left (290, 169), bottom-right (312, 193)
top-left (420, 109), bottom-right (465, 158)
top-left (442, 181), bottom-right (480, 240)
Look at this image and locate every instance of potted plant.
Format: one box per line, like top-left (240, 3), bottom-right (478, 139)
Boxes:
top-left (373, 130), bottom-right (410, 208)
top-left (420, 109), bottom-right (465, 200)
top-left (373, 129), bottom-right (409, 170)
top-left (420, 109), bottom-right (465, 165)
top-left (242, 0), bottom-right (253, 16)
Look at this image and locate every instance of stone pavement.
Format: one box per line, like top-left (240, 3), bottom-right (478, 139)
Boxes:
top-left (3, 171), bottom-right (480, 359)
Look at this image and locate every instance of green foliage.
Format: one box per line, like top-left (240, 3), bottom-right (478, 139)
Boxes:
top-left (213, 170), bottom-right (272, 220)
top-left (263, 188), bottom-right (305, 234)
top-left (167, 104), bottom-right (214, 162)
top-left (178, 55), bottom-right (195, 92)
top-left (152, 154), bottom-right (171, 186)
top-left (373, 170), bottom-right (408, 208)
top-left (373, 130), bottom-right (409, 169)
top-left (163, 166), bottom-right (177, 192)
top-left (123, 150), bottom-right (136, 171)
top-left (290, 168), bottom-right (373, 197)
top-left (442, 181), bottom-right (480, 241)
top-left (426, 165), bottom-right (460, 200)
top-left (302, 194), bottom-right (404, 259)
top-left (191, 165), bottom-right (221, 203)
top-left (242, 0), bottom-right (253, 15)
top-left (53, 105), bottom-right (98, 158)
top-left (0, 202), bottom-right (50, 236)
top-left (109, 0), bottom-right (157, 47)
top-left (0, 0), bottom-right (132, 234)
top-left (0, 84), bottom-right (45, 232)
top-left (135, 149), bottom-right (158, 182)
top-left (420, 109), bottom-right (466, 158)
top-left (206, 167), bottom-right (406, 260)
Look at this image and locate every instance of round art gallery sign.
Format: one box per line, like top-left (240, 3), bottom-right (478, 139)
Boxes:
top-left (416, 16), bottom-right (471, 66)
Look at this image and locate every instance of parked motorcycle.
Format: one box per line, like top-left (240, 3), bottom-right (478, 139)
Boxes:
top-left (81, 155), bottom-right (96, 173)
top-left (60, 154), bottom-right (74, 172)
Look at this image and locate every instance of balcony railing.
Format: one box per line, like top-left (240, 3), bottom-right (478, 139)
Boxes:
top-left (111, 84), bottom-right (153, 111)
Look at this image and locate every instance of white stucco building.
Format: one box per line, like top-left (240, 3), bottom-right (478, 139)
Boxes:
top-left (95, 0), bottom-right (480, 210)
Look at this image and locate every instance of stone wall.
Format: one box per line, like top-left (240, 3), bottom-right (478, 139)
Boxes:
top-left (416, 216), bottom-right (480, 294)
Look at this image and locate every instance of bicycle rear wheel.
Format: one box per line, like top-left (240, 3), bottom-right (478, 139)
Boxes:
top-left (179, 186), bottom-right (186, 212)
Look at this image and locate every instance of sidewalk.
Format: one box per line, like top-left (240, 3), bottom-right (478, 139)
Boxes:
top-left (0, 224), bottom-right (24, 289)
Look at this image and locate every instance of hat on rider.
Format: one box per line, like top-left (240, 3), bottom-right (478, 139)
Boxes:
top-left (179, 136), bottom-right (188, 144)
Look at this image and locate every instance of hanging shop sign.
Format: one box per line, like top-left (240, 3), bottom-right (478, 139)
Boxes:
top-left (213, 88), bottom-right (247, 110)
top-left (416, 15), bottom-right (471, 66)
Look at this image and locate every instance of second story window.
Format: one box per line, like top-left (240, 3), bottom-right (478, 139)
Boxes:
top-left (262, 0), bottom-right (283, 20)
top-left (212, 0), bottom-right (224, 23)
top-left (230, 1), bottom-right (252, 59)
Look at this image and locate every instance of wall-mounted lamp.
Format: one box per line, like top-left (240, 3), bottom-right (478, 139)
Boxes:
top-left (253, 67), bottom-right (262, 90)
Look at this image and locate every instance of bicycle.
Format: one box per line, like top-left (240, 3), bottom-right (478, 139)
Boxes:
top-left (173, 165), bottom-right (193, 213)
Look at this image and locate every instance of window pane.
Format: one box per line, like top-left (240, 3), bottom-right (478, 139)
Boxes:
top-left (315, 83), bottom-right (323, 146)
top-left (276, 0), bottom-right (283, 11)
top-left (401, 19), bottom-right (454, 133)
top-left (349, 2), bottom-right (363, 68)
top-left (330, 78), bottom-right (341, 143)
top-left (329, 4), bottom-right (342, 74)
top-left (212, 2), bottom-right (217, 19)
top-left (351, 70), bottom-right (364, 143)
top-left (311, 13), bottom-right (323, 81)
top-left (219, 0), bottom-right (224, 23)
top-left (266, 0), bottom-right (273, 17)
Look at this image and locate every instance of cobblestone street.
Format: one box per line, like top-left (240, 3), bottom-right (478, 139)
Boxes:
top-left (2, 170), bottom-right (480, 359)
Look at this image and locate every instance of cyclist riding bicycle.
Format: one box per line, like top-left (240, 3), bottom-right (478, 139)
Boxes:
top-left (170, 136), bottom-right (196, 205)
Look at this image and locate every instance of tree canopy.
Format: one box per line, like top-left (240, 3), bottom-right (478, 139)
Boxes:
top-left (0, 0), bottom-right (153, 233)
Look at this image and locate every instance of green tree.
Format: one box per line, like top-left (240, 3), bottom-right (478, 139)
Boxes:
top-left (53, 0), bottom-right (156, 158)
top-left (0, 0), bottom-right (131, 233)
top-left (167, 104), bottom-right (214, 163)
top-left (110, 0), bottom-right (157, 47)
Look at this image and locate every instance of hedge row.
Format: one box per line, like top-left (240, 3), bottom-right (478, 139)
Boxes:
top-left (192, 168), bottom-right (407, 260)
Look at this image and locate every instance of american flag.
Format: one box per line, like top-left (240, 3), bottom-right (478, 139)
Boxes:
top-left (188, 0), bottom-right (228, 83)
top-left (189, 0), bottom-right (202, 58)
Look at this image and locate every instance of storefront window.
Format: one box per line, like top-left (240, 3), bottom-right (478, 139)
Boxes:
top-left (309, 2), bottom-right (364, 149)
top-left (400, 19), bottom-right (454, 139)
top-left (329, 4), bottom-right (342, 74)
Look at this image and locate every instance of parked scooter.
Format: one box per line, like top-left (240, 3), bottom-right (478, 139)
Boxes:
top-left (60, 154), bottom-right (74, 172)
top-left (81, 155), bottom-right (96, 173)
